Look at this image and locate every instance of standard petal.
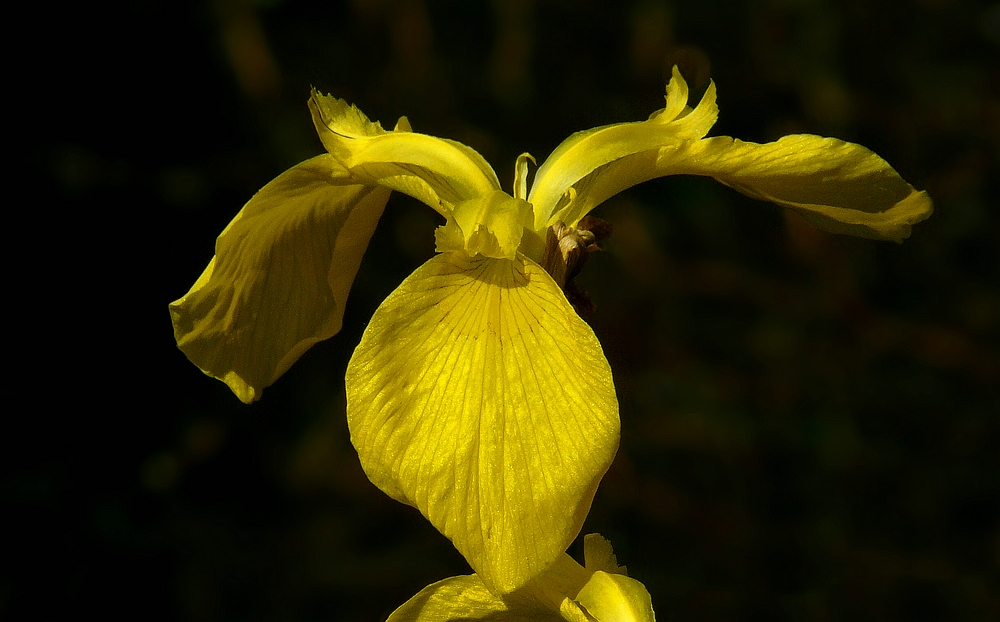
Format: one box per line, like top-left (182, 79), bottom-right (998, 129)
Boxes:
top-left (309, 91), bottom-right (500, 215)
top-left (170, 155), bottom-right (389, 403)
top-left (528, 66), bottom-right (718, 230)
top-left (386, 575), bottom-right (562, 622)
top-left (657, 134), bottom-right (933, 241)
top-left (346, 253), bottom-right (620, 594)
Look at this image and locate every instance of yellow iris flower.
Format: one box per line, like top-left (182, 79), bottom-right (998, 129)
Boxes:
top-left (385, 534), bottom-right (655, 622)
top-left (170, 67), bottom-right (932, 595)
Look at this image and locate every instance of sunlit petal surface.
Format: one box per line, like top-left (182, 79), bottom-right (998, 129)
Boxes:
top-left (529, 66), bottom-right (718, 229)
top-left (170, 155), bottom-right (389, 402)
top-left (657, 134), bottom-right (933, 241)
top-left (346, 253), bottom-right (619, 593)
top-left (309, 92), bottom-right (500, 214)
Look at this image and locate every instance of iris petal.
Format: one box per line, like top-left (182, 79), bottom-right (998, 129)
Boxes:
top-left (169, 155), bottom-right (389, 402)
top-left (657, 134), bottom-right (933, 241)
top-left (529, 66), bottom-right (717, 229)
top-left (309, 91), bottom-right (500, 214)
top-left (346, 253), bottom-right (619, 594)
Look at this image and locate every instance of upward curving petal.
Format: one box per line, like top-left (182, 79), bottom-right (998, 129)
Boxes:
top-left (170, 155), bottom-right (389, 403)
top-left (346, 253), bottom-right (619, 595)
top-left (310, 91), bottom-right (500, 215)
top-left (528, 66), bottom-right (717, 230)
top-left (656, 134), bottom-right (933, 241)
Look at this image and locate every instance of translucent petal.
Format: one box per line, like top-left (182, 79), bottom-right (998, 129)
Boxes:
top-left (529, 66), bottom-right (717, 229)
top-left (346, 253), bottom-right (619, 594)
top-left (386, 575), bottom-right (562, 622)
top-left (169, 155), bottom-right (389, 403)
top-left (657, 134), bottom-right (933, 241)
top-left (309, 91), bottom-right (500, 214)
top-left (576, 572), bottom-right (657, 622)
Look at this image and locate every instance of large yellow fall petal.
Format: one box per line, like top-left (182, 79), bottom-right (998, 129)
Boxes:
top-left (170, 155), bottom-right (389, 403)
top-left (657, 134), bottom-right (933, 241)
top-left (346, 253), bottom-right (619, 594)
top-left (528, 66), bottom-right (718, 230)
top-left (309, 91), bottom-right (500, 215)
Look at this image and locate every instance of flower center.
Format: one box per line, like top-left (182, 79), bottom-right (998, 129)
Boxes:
top-left (434, 190), bottom-right (534, 260)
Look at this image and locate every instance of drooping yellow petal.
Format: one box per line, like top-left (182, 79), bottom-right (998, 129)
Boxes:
top-left (657, 134), bottom-right (933, 241)
top-left (346, 253), bottom-right (619, 594)
top-left (309, 91), bottom-right (500, 215)
top-left (528, 66), bottom-right (717, 230)
top-left (170, 155), bottom-right (389, 403)
top-left (576, 572), bottom-right (657, 622)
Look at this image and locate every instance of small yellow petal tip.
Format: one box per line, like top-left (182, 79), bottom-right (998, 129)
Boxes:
top-left (394, 115), bottom-right (412, 132)
top-left (308, 89), bottom-right (387, 138)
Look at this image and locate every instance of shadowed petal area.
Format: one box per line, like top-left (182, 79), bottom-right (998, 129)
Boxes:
top-left (170, 155), bottom-right (390, 403)
top-left (658, 134), bottom-right (933, 241)
top-left (346, 253), bottom-right (619, 594)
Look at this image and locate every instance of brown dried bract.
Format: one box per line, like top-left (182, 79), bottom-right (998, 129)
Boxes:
top-left (540, 216), bottom-right (613, 318)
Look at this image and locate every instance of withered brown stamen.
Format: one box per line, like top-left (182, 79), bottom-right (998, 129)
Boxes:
top-left (539, 216), bottom-right (613, 318)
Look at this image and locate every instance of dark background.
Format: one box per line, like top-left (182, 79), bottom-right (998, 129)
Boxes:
top-left (9, 0), bottom-right (999, 620)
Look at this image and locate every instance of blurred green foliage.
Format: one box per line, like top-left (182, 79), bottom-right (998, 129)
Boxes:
top-left (10, 0), bottom-right (998, 620)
